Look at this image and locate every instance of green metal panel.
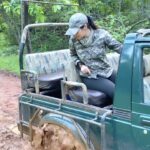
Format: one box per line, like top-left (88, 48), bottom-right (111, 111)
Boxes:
top-left (112, 34), bottom-right (150, 150)
top-left (111, 34), bottom-right (136, 150)
top-left (114, 33), bottom-right (137, 111)
top-left (106, 119), bottom-right (138, 150)
top-left (132, 43), bottom-right (143, 103)
top-left (132, 42), bottom-right (150, 150)
top-left (132, 43), bottom-right (150, 103)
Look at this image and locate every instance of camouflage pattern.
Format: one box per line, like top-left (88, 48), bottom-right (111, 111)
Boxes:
top-left (25, 49), bottom-right (70, 75)
top-left (69, 29), bottom-right (123, 78)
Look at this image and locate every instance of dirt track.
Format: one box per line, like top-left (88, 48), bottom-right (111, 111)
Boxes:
top-left (0, 71), bottom-right (31, 150)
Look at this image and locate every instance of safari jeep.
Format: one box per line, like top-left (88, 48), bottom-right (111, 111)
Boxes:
top-left (18, 23), bottom-right (150, 150)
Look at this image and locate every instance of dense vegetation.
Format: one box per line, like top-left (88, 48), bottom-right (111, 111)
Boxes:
top-left (0, 0), bottom-right (149, 73)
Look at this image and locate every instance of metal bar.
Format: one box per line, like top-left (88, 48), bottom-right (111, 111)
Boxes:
top-left (19, 23), bottom-right (68, 70)
top-left (18, 101), bottom-right (23, 138)
top-left (100, 111), bottom-right (112, 150)
top-left (21, 93), bottom-right (108, 113)
top-left (61, 80), bottom-right (66, 101)
top-left (21, 23), bottom-right (68, 43)
top-left (21, 0), bottom-right (23, 32)
top-left (85, 122), bottom-right (90, 147)
top-left (22, 0), bottom-right (79, 6)
top-left (61, 80), bottom-right (89, 104)
top-left (21, 1), bottom-right (31, 53)
top-left (29, 109), bottom-right (40, 141)
top-left (19, 100), bottom-right (102, 127)
top-left (21, 1), bottom-right (28, 32)
top-left (20, 120), bottom-right (30, 126)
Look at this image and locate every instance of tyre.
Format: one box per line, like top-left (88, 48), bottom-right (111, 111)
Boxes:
top-left (32, 123), bottom-right (87, 150)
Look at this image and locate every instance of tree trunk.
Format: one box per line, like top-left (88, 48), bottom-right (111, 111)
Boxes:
top-left (77, 0), bottom-right (85, 6)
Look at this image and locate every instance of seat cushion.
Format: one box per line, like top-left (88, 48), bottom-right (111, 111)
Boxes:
top-left (29, 71), bottom-right (63, 90)
top-left (68, 88), bottom-right (111, 107)
top-left (38, 71), bottom-right (64, 90)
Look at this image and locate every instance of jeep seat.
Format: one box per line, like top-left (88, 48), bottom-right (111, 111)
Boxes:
top-left (37, 71), bottom-right (64, 90)
top-left (23, 49), bottom-right (70, 93)
top-left (69, 88), bottom-right (111, 107)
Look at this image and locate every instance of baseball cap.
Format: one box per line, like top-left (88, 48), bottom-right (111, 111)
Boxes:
top-left (65, 13), bottom-right (88, 36)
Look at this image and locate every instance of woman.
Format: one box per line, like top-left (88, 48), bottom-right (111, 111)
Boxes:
top-left (65, 13), bottom-right (122, 100)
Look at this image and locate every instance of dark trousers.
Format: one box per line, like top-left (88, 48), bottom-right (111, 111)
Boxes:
top-left (80, 71), bottom-right (116, 99)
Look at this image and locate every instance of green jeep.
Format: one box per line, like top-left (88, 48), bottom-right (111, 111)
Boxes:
top-left (18, 23), bottom-right (150, 150)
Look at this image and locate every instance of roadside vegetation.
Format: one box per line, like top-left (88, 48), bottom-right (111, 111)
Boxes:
top-left (0, 32), bottom-right (19, 75)
top-left (0, 0), bottom-right (149, 74)
top-left (0, 55), bottom-right (19, 75)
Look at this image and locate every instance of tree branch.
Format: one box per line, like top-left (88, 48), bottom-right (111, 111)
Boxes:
top-left (127, 18), bottom-right (150, 33)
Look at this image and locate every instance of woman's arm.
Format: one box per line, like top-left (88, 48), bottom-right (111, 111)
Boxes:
top-left (104, 31), bottom-right (123, 54)
top-left (69, 39), bottom-right (84, 67)
top-left (69, 39), bottom-right (90, 74)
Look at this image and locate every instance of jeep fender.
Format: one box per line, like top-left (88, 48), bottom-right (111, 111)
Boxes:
top-left (39, 113), bottom-right (94, 150)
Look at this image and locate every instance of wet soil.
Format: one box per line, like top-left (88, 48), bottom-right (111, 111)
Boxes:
top-left (0, 71), bottom-right (31, 150)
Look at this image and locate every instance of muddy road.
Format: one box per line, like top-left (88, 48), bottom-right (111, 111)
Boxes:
top-left (0, 71), bottom-right (31, 150)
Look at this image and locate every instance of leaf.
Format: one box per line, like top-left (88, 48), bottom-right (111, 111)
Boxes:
top-left (52, 5), bottom-right (62, 13)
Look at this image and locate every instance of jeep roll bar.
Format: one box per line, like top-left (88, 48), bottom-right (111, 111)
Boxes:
top-left (19, 23), bottom-right (68, 70)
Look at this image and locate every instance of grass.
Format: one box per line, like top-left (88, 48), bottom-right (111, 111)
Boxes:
top-left (0, 32), bottom-right (19, 75)
top-left (0, 55), bottom-right (20, 75)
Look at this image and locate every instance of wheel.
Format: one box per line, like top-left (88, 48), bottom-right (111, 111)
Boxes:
top-left (32, 123), bottom-right (87, 150)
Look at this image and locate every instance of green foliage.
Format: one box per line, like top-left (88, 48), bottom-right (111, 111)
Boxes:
top-left (28, 4), bottom-right (46, 23)
top-left (0, 0), bottom-right (21, 46)
top-left (29, 26), bottom-right (69, 52)
top-left (0, 0), bottom-right (150, 54)
top-left (2, 1), bottom-right (20, 15)
top-left (0, 33), bottom-right (18, 56)
top-left (0, 0), bottom-right (149, 74)
top-left (97, 15), bottom-right (130, 42)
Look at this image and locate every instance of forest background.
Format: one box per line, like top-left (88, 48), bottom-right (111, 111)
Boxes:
top-left (0, 0), bottom-right (149, 74)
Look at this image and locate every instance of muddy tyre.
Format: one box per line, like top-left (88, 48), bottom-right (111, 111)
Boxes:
top-left (32, 123), bottom-right (87, 150)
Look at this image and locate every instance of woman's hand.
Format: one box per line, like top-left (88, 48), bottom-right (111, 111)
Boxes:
top-left (80, 65), bottom-right (91, 75)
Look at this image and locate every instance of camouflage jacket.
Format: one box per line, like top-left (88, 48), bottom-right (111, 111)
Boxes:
top-left (69, 29), bottom-right (122, 79)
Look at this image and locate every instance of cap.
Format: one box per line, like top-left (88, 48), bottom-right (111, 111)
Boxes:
top-left (65, 13), bottom-right (88, 36)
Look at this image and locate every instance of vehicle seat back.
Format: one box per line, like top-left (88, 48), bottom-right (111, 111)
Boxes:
top-left (25, 49), bottom-right (70, 75)
top-left (24, 49), bottom-right (70, 92)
